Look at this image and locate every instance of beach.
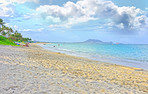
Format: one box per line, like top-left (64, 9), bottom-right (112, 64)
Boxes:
top-left (0, 44), bottom-right (148, 94)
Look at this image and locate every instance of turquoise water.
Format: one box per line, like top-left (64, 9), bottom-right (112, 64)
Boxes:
top-left (40, 43), bottom-right (148, 70)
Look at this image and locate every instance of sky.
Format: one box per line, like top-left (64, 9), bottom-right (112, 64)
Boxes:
top-left (0, 0), bottom-right (148, 44)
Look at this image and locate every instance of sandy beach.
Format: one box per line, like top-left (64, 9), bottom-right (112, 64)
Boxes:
top-left (0, 44), bottom-right (148, 94)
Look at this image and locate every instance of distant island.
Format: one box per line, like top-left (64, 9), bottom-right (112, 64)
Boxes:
top-left (83, 39), bottom-right (123, 44)
top-left (83, 39), bottom-right (113, 44)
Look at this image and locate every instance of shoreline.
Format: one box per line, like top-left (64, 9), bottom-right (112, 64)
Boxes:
top-left (0, 44), bottom-right (148, 93)
top-left (38, 43), bottom-right (148, 70)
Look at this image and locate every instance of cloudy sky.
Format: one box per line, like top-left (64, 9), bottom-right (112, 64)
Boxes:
top-left (0, 0), bottom-right (148, 44)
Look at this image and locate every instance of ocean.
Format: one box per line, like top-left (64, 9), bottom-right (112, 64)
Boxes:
top-left (39, 43), bottom-right (148, 70)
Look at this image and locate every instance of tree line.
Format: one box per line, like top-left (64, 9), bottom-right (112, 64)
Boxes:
top-left (0, 18), bottom-right (31, 42)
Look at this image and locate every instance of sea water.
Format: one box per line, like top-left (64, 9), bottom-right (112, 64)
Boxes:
top-left (39, 43), bottom-right (148, 70)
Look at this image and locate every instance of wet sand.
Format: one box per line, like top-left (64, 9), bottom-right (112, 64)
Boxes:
top-left (0, 44), bottom-right (148, 94)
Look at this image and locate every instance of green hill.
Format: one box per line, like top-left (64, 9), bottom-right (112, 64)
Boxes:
top-left (0, 35), bottom-right (16, 46)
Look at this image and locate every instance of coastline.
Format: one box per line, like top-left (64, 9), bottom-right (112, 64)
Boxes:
top-left (0, 43), bottom-right (148, 93)
top-left (39, 43), bottom-right (148, 70)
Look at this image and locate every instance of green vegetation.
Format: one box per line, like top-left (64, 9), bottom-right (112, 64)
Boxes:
top-left (8, 30), bottom-right (32, 42)
top-left (0, 36), bottom-right (16, 46)
top-left (0, 18), bottom-right (32, 46)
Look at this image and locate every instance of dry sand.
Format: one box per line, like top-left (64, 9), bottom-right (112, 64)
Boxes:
top-left (0, 44), bottom-right (148, 94)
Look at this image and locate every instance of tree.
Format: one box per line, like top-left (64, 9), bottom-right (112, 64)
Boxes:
top-left (0, 18), bottom-right (5, 26)
top-left (0, 19), bottom-right (4, 34)
top-left (0, 26), bottom-right (6, 36)
top-left (6, 27), bottom-right (13, 36)
top-left (0, 25), bottom-right (13, 37)
top-left (9, 30), bottom-right (23, 41)
top-left (0, 18), bottom-right (32, 42)
top-left (0, 19), bottom-right (13, 37)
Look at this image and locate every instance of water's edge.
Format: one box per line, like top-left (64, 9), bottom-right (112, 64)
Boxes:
top-left (38, 43), bottom-right (148, 70)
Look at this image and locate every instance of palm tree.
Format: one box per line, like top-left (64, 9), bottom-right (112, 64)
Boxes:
top-left (1, 31), bottom-right (7, 37)
top-left (0, 19), bottom-right (13, 37)
top-left (0, 19), bottom-right (5, 35)
top-left (0, 18), bottom-right (5, 27)
top-left (0, 25), bottom-right (13, 37)
top-left (0, 25), bottom-right (6, 36)
top-left (6, 27), bottom-right (13, 36)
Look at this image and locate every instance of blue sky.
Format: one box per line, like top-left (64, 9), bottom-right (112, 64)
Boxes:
top-left (0, 0), bottom-right (148, 44)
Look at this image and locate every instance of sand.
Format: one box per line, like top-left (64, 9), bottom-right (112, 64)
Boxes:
top-left (0, 44), bottom-right (148, 94)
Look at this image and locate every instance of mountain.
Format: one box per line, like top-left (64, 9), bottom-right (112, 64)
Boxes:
top-left (83, 39), bottom-right (113, 44)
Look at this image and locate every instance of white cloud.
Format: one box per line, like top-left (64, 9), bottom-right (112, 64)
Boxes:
top-left (13, 25), bottom-right (19, 30)
top-left (22, 29), bottom-right (31, 32)
top-left (1, 0), bottom-right (39, 4)
top-left (36, 0), bottom-right (94, 27)
top-left (11, 0), bottom-right (39, 4)
top-left (36, 28), bottom-right (44, 32)
top-left (0, 1), bottom-right (14, 17)
top-left (49, 16), bottom-right (96, 29)
top-left (36, 0), bottom-right (148, 30)
top-left (36, 2), bottom-right (85, 22)
top-left (0, 0), bottom-right (39, 17)
top-left (22, 28), bottom-right (44, 32)
top-left (0, 0), bottom-right (9, 4)
top-left (0, 0), bottom-right (147, 32)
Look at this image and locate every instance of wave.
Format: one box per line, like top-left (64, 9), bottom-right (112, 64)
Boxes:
top-left (39, 43), bottom-right (148, 70)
